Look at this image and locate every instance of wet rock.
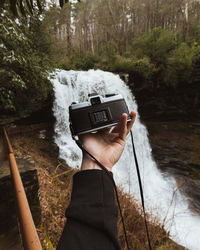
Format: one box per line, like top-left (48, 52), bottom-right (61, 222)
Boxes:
top-left (119, 73), bottom-right (129, 83)
top-left (151, 143), bottom-right (200, 214)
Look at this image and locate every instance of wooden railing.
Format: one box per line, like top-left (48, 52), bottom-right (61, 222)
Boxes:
top-left (3, 128), bottom-right (42, 250)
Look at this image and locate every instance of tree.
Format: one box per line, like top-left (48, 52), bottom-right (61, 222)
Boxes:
top-left (0, 0), bottom-right (43, 16)
top-left (0, 0), bottom-right (74, 16)
top-left (0, 10), bottom-right (52, 117)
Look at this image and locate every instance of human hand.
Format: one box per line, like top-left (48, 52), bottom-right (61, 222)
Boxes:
top-left (80, 111), bottom-right (136, 171)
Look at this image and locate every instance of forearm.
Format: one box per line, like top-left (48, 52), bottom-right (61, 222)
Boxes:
top-left (57, 170), bottom-right (121, 250)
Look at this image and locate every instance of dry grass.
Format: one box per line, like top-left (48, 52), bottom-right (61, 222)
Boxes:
top-left (117, 191), bottom-right (184, 250)
top-left (36, 166), bottom-right (75, 249)
top-left (12, 132), bottom-right (76, 249)
top-left (11, 130), bottom-right (185, 250)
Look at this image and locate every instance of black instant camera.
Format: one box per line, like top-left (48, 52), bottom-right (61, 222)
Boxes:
top-left (69, 93), bottom-right (131, 138)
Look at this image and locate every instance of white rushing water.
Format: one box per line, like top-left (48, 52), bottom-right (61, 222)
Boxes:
top-left (52, 69), bottom-right (200, 250)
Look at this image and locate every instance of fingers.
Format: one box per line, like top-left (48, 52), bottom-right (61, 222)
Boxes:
top-left (127, 111), bottom-right (136, 135)
top-left (112, 110), bottom-right (136, 135)
top-left (99, 127), bottom-right (111, 134)
top-left (80, 111), bottom-right (136, 144)
top-left (118, 113), bottom-right (127, 141)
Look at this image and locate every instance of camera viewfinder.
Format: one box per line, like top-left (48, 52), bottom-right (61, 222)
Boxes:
top-left (91, 96), bottom-right (101, 105)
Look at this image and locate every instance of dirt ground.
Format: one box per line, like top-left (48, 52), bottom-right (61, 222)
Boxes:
top-left (10, 123), bottom-right (186, 249)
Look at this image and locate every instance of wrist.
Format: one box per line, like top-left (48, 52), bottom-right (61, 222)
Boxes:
top-left (81, 154), bottom-right (102, 171)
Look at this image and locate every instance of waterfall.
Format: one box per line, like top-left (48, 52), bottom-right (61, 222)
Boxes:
top-left (52, 69), bottom-right (200, 250)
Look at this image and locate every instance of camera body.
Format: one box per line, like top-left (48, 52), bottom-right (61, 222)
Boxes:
top-left (69, 94), bottom-right (131, 137)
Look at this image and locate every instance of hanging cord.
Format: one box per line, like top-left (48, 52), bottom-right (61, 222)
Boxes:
top-left (75, 130), bottom-right (152, 250)
top-left (130, 130), bottom-right (152, 250)
top-left (75, 139), bottom-right (130, 250)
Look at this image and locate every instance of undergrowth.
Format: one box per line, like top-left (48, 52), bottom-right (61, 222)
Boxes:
top-left (12, 129), bottom-right (185, 250)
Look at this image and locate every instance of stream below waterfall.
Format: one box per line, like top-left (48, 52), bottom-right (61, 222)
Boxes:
top-left (52, 69), bottom-right (200, 250)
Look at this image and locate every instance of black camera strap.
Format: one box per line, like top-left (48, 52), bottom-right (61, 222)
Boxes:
top-left (75, 130), bottom-right (152, 250)
top-left (130, 130), bottom-right (152, 250)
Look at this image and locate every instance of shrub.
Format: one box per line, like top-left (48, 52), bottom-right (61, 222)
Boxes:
top-left (57, 58), bottom-right (73, 70)
top-left (112, 55), bottom-right (134, 72)
top-left (133, 27), bottom-right (176, 64)
top-left (111, 55), bottom-right (154, 86)
top-left (73, 53), bottom-right (100, 70)
top-left (0, 10), bottom-right (52, 117)
top-left (165, 43), bottom-right (195, 87)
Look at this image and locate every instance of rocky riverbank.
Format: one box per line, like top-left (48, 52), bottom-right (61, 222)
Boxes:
top-left (145, 121), bottom-right (200, 215)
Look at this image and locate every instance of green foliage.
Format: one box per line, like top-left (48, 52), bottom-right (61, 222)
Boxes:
top-left (98, 41), bottom-right (119, 60)
top-left (133, 27), bottom-right (176, 64)
top-left (107, 42), bottom-right (118, 57)
top-left (131, 28), bottom-right (200, 90)
top-left (43, 235), bottom-right (54, 249)
top-left (165, 43), bottom-right (195, 87)
top-left (0, 10), bottom-right (52, 117)
top-left (57, 53), bottom-right (100, 71)
top-left (192, 42), bottom-right (200, 60)
top-left (111, 55), bottom-right (154, 84)
top-left (57, 57), bottom-right (72, 70)
top-left (111, 55), bottom-right (134, 72)
top-left (27, 17), bottom-right (55, 61)
top-left (54, 26), bottom-right (199, 93)
top-left (72, 53), bottom-right (100, 70)
top-left (187, 23), bottom-right (200, 44)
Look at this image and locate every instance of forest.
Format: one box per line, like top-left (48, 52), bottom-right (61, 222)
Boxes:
top-left (1, 0), bottom-right (200, 122)
top-left (1, 1), bottom-right (200, 249)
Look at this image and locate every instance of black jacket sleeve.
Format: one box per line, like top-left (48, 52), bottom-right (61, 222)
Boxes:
top-left (56, 169), bottom-right (121, 250)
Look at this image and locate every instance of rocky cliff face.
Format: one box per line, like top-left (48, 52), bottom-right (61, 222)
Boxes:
top-left (146, 121), bottom-right (200, 214)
